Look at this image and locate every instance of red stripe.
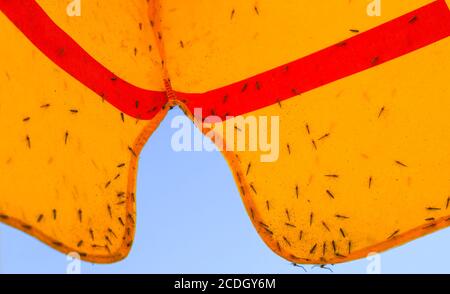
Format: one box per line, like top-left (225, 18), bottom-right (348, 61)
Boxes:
top-left (1, 1), bottom-right (449, 120)
top-left (0, 0), bottom-right (167, 120)
top-left (177, 0), bottom-right (450, 119)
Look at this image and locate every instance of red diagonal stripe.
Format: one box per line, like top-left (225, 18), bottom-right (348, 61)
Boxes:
top-left (0, 0), bottom-right (167, 120)
top-left (177, 0), bottom-right (450, 120)
top-left (1, 1), bottom-right (449, 121)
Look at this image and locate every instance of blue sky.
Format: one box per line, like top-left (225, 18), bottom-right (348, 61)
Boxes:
top-left (0, 107), bottom-right (449, 274)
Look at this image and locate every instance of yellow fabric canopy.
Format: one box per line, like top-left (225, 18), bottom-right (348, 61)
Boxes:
top-left (0, 0), bottom-right (449, 264)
